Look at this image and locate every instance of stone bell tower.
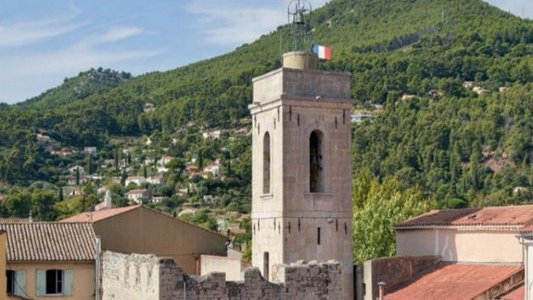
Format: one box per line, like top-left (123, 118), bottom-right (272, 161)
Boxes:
top-left (249, 51), bottom-right (354, 299)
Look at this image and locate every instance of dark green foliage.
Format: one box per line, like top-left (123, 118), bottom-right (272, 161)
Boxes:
top-left (0, 0), bottom-right (530, 214)
top-left (353, 84), bottom-right (532, 207)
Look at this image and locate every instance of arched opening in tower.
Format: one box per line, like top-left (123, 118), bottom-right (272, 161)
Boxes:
top-left (310, 130), bottom-right (324, 192)
top-left (263, 132), bottom-right (271, 194)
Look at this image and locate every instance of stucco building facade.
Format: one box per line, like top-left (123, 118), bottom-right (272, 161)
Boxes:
top-left (0, 222), bottom-right (96, 300)
top-left (249, 51), bottom-right (354, 299)
top-left (62, 204), bottom-right (227, 275)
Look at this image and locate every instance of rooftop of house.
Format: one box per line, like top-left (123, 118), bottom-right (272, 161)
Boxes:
top-left (384, 263), bottom-right (524, 300)
top-left (0, 218), bottom-right (31, 223)
top-left (500, 286), bottom-right (524, 300)
top-left (396, 205), bottom-right (533, 229)
top-left (127, 189), bottom-right (149, 194)
top-left (0, 222), bottom-right (96, 262)
top-left (60, 204), bottom-right (227, 239)
top-left (61, 204), bottom-right (142, 223)
top-left (520, 224), bottom-right (533, 234)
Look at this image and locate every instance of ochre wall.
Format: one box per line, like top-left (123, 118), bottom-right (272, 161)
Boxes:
top-left (396, 228), bottom-right (523, 263)
top-left (6, 262), bottom-right (94, 300)
top-left (94, 206), bottom-right (227, 274)
top-left (200, 254), bottom-right (244, 281)
top-left (0, 232), bottom-right (7, 299)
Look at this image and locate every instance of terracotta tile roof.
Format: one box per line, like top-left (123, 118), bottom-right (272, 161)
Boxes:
top-left (0, 222), bottom-right (96, 262)
top-left (520, 224), bottom-right (533, 233)
top-left (0, 218), bottom-right (30, 223)
top-left (60, 204), bottom-right (141, 223)
top-left (384, 264), bottom-right (524, 300)
top-left (501, 286), bottom-right (524, 300)
top-left (396, 205), bottom-right (533, 229)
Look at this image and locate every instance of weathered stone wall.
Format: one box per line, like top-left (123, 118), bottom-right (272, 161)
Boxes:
top-left (101, 251), bottom-right (161, 300)
top-left (102, 251), bottom-right (341, 300)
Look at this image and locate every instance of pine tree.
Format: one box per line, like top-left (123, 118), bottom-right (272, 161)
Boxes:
top-left (114, 148), bottom-right (119, 171)
top-left (75, 167), bottom-right (80, 186)
top-left (59, 186), bottom-right (64, 202)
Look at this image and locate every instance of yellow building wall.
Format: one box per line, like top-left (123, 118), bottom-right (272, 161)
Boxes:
top-left (94, 206), bottom-right (227, 274)
top-left (6, 262), bottom-right (94, 300)
top-left (0, 232), bottom-right (8, 300)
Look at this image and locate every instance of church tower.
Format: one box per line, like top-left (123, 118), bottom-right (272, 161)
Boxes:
top-left (249, 50), bottom-right (354, 298)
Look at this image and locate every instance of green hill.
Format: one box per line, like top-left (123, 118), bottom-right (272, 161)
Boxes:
top-left (0, 0), bottom-right (531, 207)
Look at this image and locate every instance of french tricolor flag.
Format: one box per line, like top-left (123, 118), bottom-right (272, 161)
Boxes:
top-left (312, 44), bottom-right (332, 60)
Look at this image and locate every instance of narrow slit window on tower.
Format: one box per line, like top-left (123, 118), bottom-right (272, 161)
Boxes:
top-left (263, 252), bottom-right (270, 280)
top-left (310, 130), bottom-right (324, 193)
top-left (263, 132), bottom-right (271, 194)
top-left (317, 227), bottom-right (321, 245)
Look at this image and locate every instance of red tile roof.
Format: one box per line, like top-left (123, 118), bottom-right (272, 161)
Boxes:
top-left (384, 264), bottom-right (523, 300)
top-left (520, 224), bottom-right (533, 233)
top-left (61, 205), bottom-right (227, 239)
top-left (396, 205), bottom-right (533, 229)
top-left (501, 286), bottom-right (524, 300)
top-left (0, 222), bottom-right (96, 262)
top-left (0, 218), bottom-right (30, 223)
top-left (60, 204), bottom-right (141, 223)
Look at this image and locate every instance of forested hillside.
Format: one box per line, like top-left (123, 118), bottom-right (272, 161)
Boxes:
top-left (0, 0), bottom-right (531, 262)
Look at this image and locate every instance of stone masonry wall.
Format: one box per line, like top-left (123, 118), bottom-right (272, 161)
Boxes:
top-left (102, 251), bottom-right (341, 300)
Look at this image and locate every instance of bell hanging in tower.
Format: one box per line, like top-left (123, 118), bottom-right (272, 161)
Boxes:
top-left (293, 11), bottom-right (305, 24)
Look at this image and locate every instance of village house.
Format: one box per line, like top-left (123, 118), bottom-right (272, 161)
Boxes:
top-left (473, 85), bottom-right (490, 95)
top-left (51, 148), bottom-right (74, 158)
top-left (0, 222), bottom-right (96, 300)
top-left (63, 186), bottom-right (82, 198)
top-left (202, 129), bottom-right (222, 139)
top-left (143, 102), bottom-right (156, 113)
top-left (126, 189), bottom-right (150, 203)
top-left (151, 196), bottom-right (168, 204)
top-left (351, 112), bottom-right (373, 124)
top-left (147, 174), bottom-right (163, 185)
top-left (203, 160), bottom-right (221, 176)
top-left (124, 176), bottom-right (146, 186)
top-left (61, 205), bottom-right (227, 275)
top-left (83, 146), bottom-right (97, 156)
top-left (358, 205), bottom-right (533, 300)
top-left (158, 155), bottom-right (174, 166)
top-left (68, 165), bottom-right (84, 175)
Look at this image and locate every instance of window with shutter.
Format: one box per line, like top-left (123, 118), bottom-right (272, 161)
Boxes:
top-left (36, 270), bottom-right (46, 296)
top-left (45, 269), bottom-right (63, 295)
top-left (63, 270), bottom-right (73, 296)
top-left (14, 270), bottom-right (26, 296)
top-left (6, 270), bottom-right (14, 294)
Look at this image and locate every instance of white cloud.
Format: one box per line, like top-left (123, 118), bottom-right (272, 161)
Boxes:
top-left (187, 3), bottom-right (284, 45)
top-left (0, 14), bottom-right (161, 103)
top-left (97, 26), bottom-right (144, 43)
top-left (187, 0), bottom-right (329, 45)
top-left (0, 19), bottom-right (81, 48)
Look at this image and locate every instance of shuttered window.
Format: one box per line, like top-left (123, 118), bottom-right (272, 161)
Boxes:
top-left (36, 269), bottom-right (73, 296)
top-left (6, 270), bottom-right (26, 296)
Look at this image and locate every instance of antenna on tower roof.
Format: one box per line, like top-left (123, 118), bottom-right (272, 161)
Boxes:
top-left (283, 0), bottom-right (313, 54)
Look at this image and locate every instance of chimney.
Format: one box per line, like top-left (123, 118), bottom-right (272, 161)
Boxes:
top-left (377, 281), bottom-right (386, 300)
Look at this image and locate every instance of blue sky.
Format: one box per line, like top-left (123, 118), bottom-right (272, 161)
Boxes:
top-left (0, 0), bottom-right (531, 104)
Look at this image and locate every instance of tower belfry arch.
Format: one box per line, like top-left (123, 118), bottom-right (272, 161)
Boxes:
top-left (249, 4), bottom-right (354, 298)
